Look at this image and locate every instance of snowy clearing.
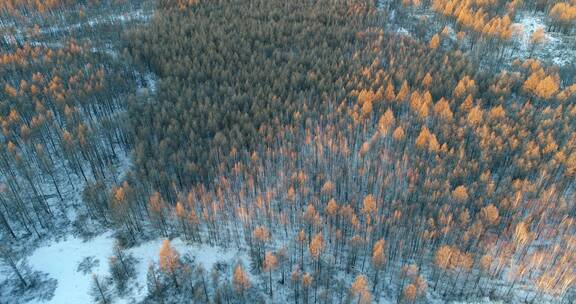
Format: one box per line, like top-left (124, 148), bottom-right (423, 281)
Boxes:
top-left (26, 233), bottom-right (247, 303)
top-left (27, 232), bottom-right (116, 304)
top-left (1, 8), bottom-right (152, 48)
top-left (512, 12), bottom-right (575, 67)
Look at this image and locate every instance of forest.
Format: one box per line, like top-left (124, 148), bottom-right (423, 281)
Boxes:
top-left (0, 0), bottom-right (575, 303)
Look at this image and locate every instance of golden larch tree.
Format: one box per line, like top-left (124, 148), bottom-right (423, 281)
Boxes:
top-left (263, 251), bottom-right (278, 297)
top-left (429, 34), bottom-right (440, 49)
top-left (233, 264), bottom-right (251, 296)
top-left (159, 239), bottom-right (181, 288)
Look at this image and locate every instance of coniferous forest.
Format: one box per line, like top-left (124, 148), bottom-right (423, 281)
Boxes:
top-left (0, 0), bottom-right (575, 303)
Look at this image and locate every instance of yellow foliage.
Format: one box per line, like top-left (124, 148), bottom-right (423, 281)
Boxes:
top-left (263, 251), bottom-right (278, 271)
top-left (452, 185), bottom-right (469, 202)
top-left (378, 109), bottom-right (396, 134)
top-left (467, 106), bottom-right (483, 125)
top-left (362, 194), bottom-right (377, 215)
top-left (530, 27), bottom-right (547, 46)
top-left (159, 240), bottom-right (180, 273)
top-left (429, 34), bottom-right (441, 49)
top-left (392, 126), bottom-right (405, 141)
top-left (372, 239), bottom-right (386, 267)
top-left (480, 204), bottom-right (500, 226)
top-left (358, 89), bottom-right (376, 106)
top-left (309, 233), bottom-right (325, 258)
top-left (404, 284), bottom-right (417, 301)
top-left (233, 264), bottom-right (251, 292)
top-left (433, 98), bottom-right (453, 121)
top-left (253, 226), bottom-right (270, 242)
top-left (550, 3), bottom-right (576, 24)
top-left (396, 81), bottom-right (410, 102)
top-left (535, 76), bottom-right (560, 99)
top-left (415, 126), bottom-right (430, 150)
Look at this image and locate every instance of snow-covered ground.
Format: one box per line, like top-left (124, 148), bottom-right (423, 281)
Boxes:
top-left (380, 3), bottom-right (575, 69)
top-left (27, 232), bottom-right (116, 304)
top-left (136, 71), bottom-right (159, 96)
top-left (451, 300), bottom-right (504, 304)
top-left (509, 13), bottom-right (574, 67)
top-left (1, 8), bottom-right (152, 48)
top-left (26, 234), bottom-right (246, 303)
top-left (396, 26), bottom-right (411, 37)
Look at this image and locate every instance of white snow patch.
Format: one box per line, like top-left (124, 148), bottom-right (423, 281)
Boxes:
top-left (37, 9), bottom-right (151, 36)
top-left (552, 56), bottom-right (568, 66)
top-left (136, 71), bottom-right (158, 96)
top-left (144, 72), bottom-right (158, 93)
top-left (396, 27), bottom-right (411, 37)
top-left (513, 14), bottom-right (553, 52)
top-left (511, 12), bottom-right (574, 67)
top-left (115, 149), bottom-right (132, 181)
top-left (27, 232), bottom-right (116, 304)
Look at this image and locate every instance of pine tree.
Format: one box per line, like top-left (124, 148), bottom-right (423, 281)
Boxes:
top-left (263, 251), bottom-right (278, 297)
top-left (159, 239), bottom-right (181, 288)
top-left (90, 274), bottom-right (111, 304)
top-left (350, 275), bottom-right (371, 304)
top-left (147, 263), bottom-right (164, 302)
top-left (429, 34), bottom-right (440, 49)
top-left (371, 239), bottom-right (386, 292)
top-left (233, 263), bottom-right (251, 298)
top-left (0, 246), bottom-right (27, 287)
top-left (452, 185), bottom-right (469, 203)
top-left (302, 272), bottom-right (313, 304)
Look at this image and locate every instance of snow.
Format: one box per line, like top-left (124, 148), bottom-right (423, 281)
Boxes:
top-left (396, 27), bottom-right (411, 37)
top-left (36, 9), bottom-right (151, 36)
top-left (1, 8), bottom-right (152, 47)
top-left (0, 142), bottom-right (132, 304)
top-left (27, 232), bottom-right (116, 304)
top-left (512, 12), bottom-right (575, 67)
top-left (144, 72), bottom-right (158, 94)
top-left (115, 149), bottom-right (132, 181)
top-left (136, 71), bottom-right (159, 96)
top-left (514, 14), bottom-right (553, 52)
top-left (25, 233), bottom-right (246, 303)
top-left (451, 300), bottom-right (504, 304)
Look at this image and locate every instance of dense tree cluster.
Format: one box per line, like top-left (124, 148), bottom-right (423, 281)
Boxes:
top-left (0, 0), bottom-right (129, 14)
top-left (0, 0), bottom-right (574, 302)
top-left (0, 32), bottom-right (134, 239)
top-left (0, 0), bottom-right (74, 13)
top-left (86, 0), bottom-right (576, 302)
top-left (0, 2), bottom-right (151, 299)
top-left (548, 1), bottom-right (576, 32)
top-left (126, 0), bottom-right (380, 187)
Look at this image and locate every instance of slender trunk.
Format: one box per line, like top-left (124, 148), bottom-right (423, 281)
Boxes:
top-left (49, 171), bottom-right (64, 202)
top-left (201, 273), bottom-right (209, 301)
top-left (5, 254), bottom-right (27, 287)
top-left (93, 276), bottom-right (108, 304)
top-left (0, 209), bottom-right (16, 239)
top-left (269, 269), bottom-right (273, 298)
